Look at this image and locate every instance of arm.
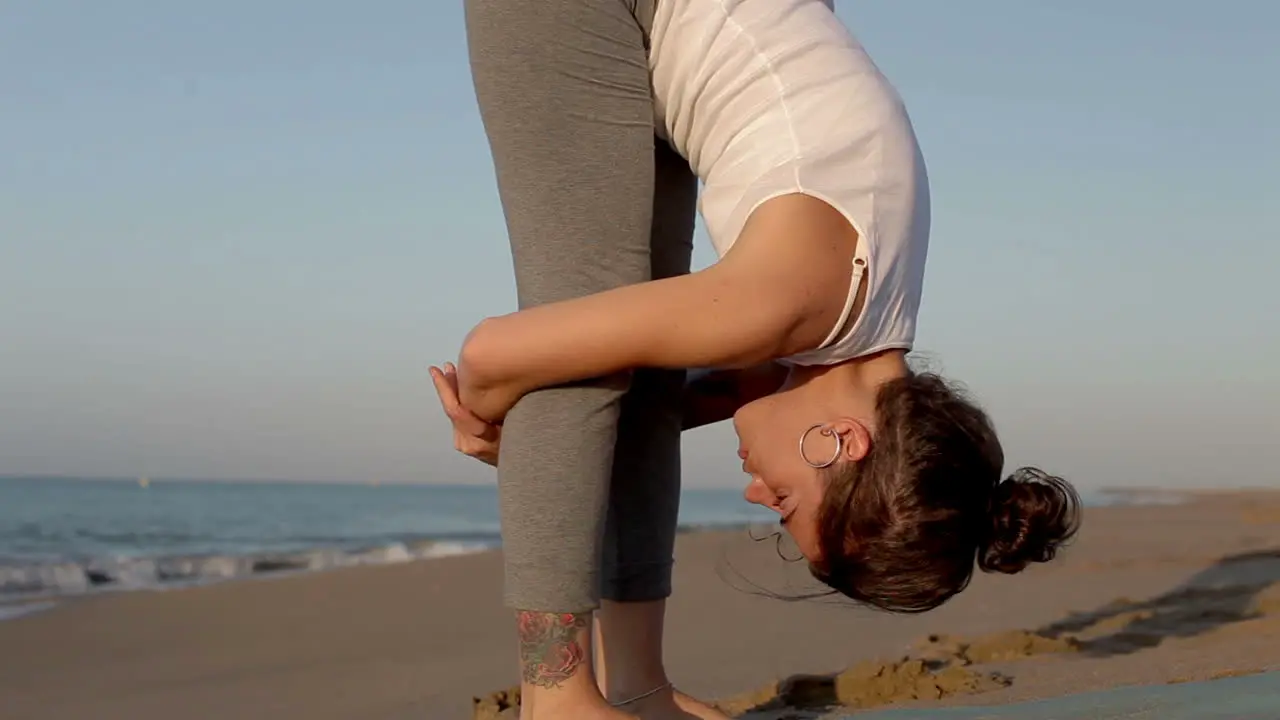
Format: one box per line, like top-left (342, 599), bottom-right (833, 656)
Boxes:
top-left (458, 194), bottom-right (858, 422)
top-left (682, 362), bottom-right (790, 431)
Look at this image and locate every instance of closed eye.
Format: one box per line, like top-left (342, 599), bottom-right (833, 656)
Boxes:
top-left (778, 498), bottom-right (795, 525)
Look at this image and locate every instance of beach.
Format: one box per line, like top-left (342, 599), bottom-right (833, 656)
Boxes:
top-left (2, 490), bottom-right (1279, 720)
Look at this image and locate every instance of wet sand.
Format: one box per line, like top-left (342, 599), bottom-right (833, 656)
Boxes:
top-left (2, 490), bottom-right (1279, 720)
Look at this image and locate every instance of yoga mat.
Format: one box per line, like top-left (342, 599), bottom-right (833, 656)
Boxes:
top-left (840, 671), bottom-right (1280, 719)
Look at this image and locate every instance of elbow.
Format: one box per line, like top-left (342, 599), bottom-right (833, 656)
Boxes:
top-left (456, 317), bottom-right (525, 423)
top-left (458, 318), bottom-right (505, 393)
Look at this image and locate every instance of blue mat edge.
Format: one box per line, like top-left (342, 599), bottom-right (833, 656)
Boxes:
top-left (835, 670), bottom-right (1280, 719)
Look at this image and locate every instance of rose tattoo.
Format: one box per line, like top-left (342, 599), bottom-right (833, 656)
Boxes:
top-left (516, 611), bottom-right (591, 688)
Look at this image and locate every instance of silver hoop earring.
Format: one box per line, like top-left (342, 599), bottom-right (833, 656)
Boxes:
top-left (799, 423), bottom-right (843, 469)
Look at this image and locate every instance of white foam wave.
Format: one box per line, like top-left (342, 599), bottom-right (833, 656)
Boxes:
top-left (0, 601), bottom-right (57, 621)
top-left (0, 539), bottom-right (492, 604)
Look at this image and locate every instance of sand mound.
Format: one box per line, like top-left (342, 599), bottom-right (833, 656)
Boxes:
top-left (471, 581), bottom-right (1280, 719)
top-left (830, 658), bottom-right (1009, 707)
top-left (914, 630), bottom-right (1079, 666)
top-left (473, 659), bottom-right (1010, 719)
top-left (472, 686), bottom-right (520, 720)
top-left (473, 629), bottom-right (1074, 718)
top-left (713, 659), bottom-right (1010, 717)
top-left (1249, 583), bottom-right (1280, 616)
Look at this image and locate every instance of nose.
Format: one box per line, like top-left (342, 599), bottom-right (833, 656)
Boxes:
top-left (743, 476), bottom-right (778, 508)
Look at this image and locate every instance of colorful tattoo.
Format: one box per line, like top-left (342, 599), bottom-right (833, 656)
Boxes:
top-left (516, 611), bottom-right (591, 688)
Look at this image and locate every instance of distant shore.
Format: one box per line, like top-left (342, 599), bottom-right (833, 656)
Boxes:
top-left (2, 489), bottom-right (1279, 720)
top-left (0, 478), bottom-right (1179, 613)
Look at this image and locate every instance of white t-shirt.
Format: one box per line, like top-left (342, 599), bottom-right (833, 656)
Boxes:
top-left (648, 0), bottom-right (931, 366)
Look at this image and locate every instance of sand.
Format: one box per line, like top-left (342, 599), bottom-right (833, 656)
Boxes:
top-left (2, 490), bottom-right (1279, 720)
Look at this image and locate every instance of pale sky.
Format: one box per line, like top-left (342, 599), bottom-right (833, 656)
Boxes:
top-left (2, 1), bottom-right (1277, 489)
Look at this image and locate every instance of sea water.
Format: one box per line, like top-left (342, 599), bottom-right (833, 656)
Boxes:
top-left (0, 476), bottom-right (781, 610)
top-left (0, 476), bottom-right (1129, 616)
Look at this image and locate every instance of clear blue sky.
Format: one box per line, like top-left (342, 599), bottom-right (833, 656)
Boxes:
top-left (2, 1), bottom-right (1276, 488)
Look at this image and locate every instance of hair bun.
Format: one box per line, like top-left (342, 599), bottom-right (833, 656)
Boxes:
top-left (978, 467), bottom-right (1082, 574)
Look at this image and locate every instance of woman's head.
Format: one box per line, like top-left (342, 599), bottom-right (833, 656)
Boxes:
top-left (733, 363), bottom-right (1081, 613)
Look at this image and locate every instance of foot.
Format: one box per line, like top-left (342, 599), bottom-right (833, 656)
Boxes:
top-left (674, 689), bottom-right (734, 720)
top-left (524, 705), bottom-right (638, 720)
top-left (615, 686), bottom-right (732, 720)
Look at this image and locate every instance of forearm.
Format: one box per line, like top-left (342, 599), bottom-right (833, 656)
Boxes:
top-left (456, 270), bottom-right (804, 422)
top-left (455, 193), bottom-right (863, 423)
top-left (681, 362), bottom-right (789, 430)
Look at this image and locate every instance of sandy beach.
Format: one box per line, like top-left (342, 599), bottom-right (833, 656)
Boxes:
top-left (2, 490), bottom-right (1279, 720)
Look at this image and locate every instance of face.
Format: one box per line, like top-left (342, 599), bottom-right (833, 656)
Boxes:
top-left (732, 374), bottom-right (875, 562)
top-left (731, 398), bottom-right (828, 562)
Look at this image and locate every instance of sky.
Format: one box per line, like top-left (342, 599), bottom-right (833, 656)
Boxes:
top-left (1, 1), bottom-right (1277, 489)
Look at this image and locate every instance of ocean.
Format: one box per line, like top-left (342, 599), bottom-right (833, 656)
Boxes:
top-left (0, 476), bottom-right (1142, 619)
top-left (12, 477), bottom-right (1267, 719)
top-left (0, 475), bottom-right (784, 617)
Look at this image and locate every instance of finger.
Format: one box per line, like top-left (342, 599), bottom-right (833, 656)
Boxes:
top-left (443, 392), bottom-right (496, 446)
top-left (459, 437), bottom-right (500, 465)
top-left (429, 366), bottom-right (461, 415)
top-left (439, 369), bottom-right (500, 440)
top-left (448, 397), bottom-right (499, 440)
top-left (433, 368), bottom-right (496, 444)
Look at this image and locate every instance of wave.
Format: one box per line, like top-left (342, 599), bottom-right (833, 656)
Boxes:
top-left (0, 521), bottom-right (759, 609)
top-left (0, 490), bottom-right (1164, 616)
top-left (0, 538), bottom-right (492, 604)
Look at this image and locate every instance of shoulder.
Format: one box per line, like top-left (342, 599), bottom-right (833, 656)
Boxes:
top-left (715, 192), bottom-right (862, 357)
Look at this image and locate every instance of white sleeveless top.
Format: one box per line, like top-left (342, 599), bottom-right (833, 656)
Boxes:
top-left (648, 0), bottom-right (931, 366)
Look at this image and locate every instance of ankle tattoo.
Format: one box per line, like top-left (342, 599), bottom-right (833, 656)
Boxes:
top-left (516, 611), bottom-right (591, 688)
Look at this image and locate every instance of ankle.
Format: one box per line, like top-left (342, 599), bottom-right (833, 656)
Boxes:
top-left (594, 599), bottom-right (671, 703)
top-left (610, 683), bottom-right (683, 719)
top-left (516, 609), bottom-right (603, 715)
top-left (605, 678), bottom-right (673, 708)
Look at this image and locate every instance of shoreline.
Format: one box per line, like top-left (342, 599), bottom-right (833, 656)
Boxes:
top-left (3, 489), bottom-right (1278, 720)
top-left (0, 520), bottom-right (784, 618)
top-left (0, 485), bottom-right (1193, 614)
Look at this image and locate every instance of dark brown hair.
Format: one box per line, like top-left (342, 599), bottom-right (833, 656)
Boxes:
top-left (809, 372), bottom-right (1081, 613)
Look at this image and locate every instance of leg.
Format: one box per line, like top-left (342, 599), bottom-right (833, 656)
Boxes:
top-left (597, 1), bottom-right (692, 612)
top-left (594, 144), bottom-right (730, 720)
top-left (465, 0), bottom-right (657, 717)
top-left (598, 140), bottom-right (696, 609)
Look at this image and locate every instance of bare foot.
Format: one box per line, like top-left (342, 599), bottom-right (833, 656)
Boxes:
top-left (525, 704), bottom-right (639, 720)
top-left (674, 689), bottom-right (733, 720)
top-left (615, 687), bottom-right (731, 720)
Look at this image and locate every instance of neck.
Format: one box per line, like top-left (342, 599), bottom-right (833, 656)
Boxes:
top-left (788, 349), bottom-right (910, 417)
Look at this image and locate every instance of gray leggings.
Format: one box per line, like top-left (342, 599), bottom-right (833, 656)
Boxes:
top-left (465, 0), bottom-right (697, 612)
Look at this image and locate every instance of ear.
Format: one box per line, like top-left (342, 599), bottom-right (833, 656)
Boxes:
top-left (828, 418), bottom-right (872, 463)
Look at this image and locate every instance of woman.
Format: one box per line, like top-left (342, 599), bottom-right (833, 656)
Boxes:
top-left (434, 1), bottom-right (1081, 719)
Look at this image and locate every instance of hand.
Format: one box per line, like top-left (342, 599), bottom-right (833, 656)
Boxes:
top-left (430, 362), bottom-right (501, 466)
top-left (455, 323), bottom-right (525, 424)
